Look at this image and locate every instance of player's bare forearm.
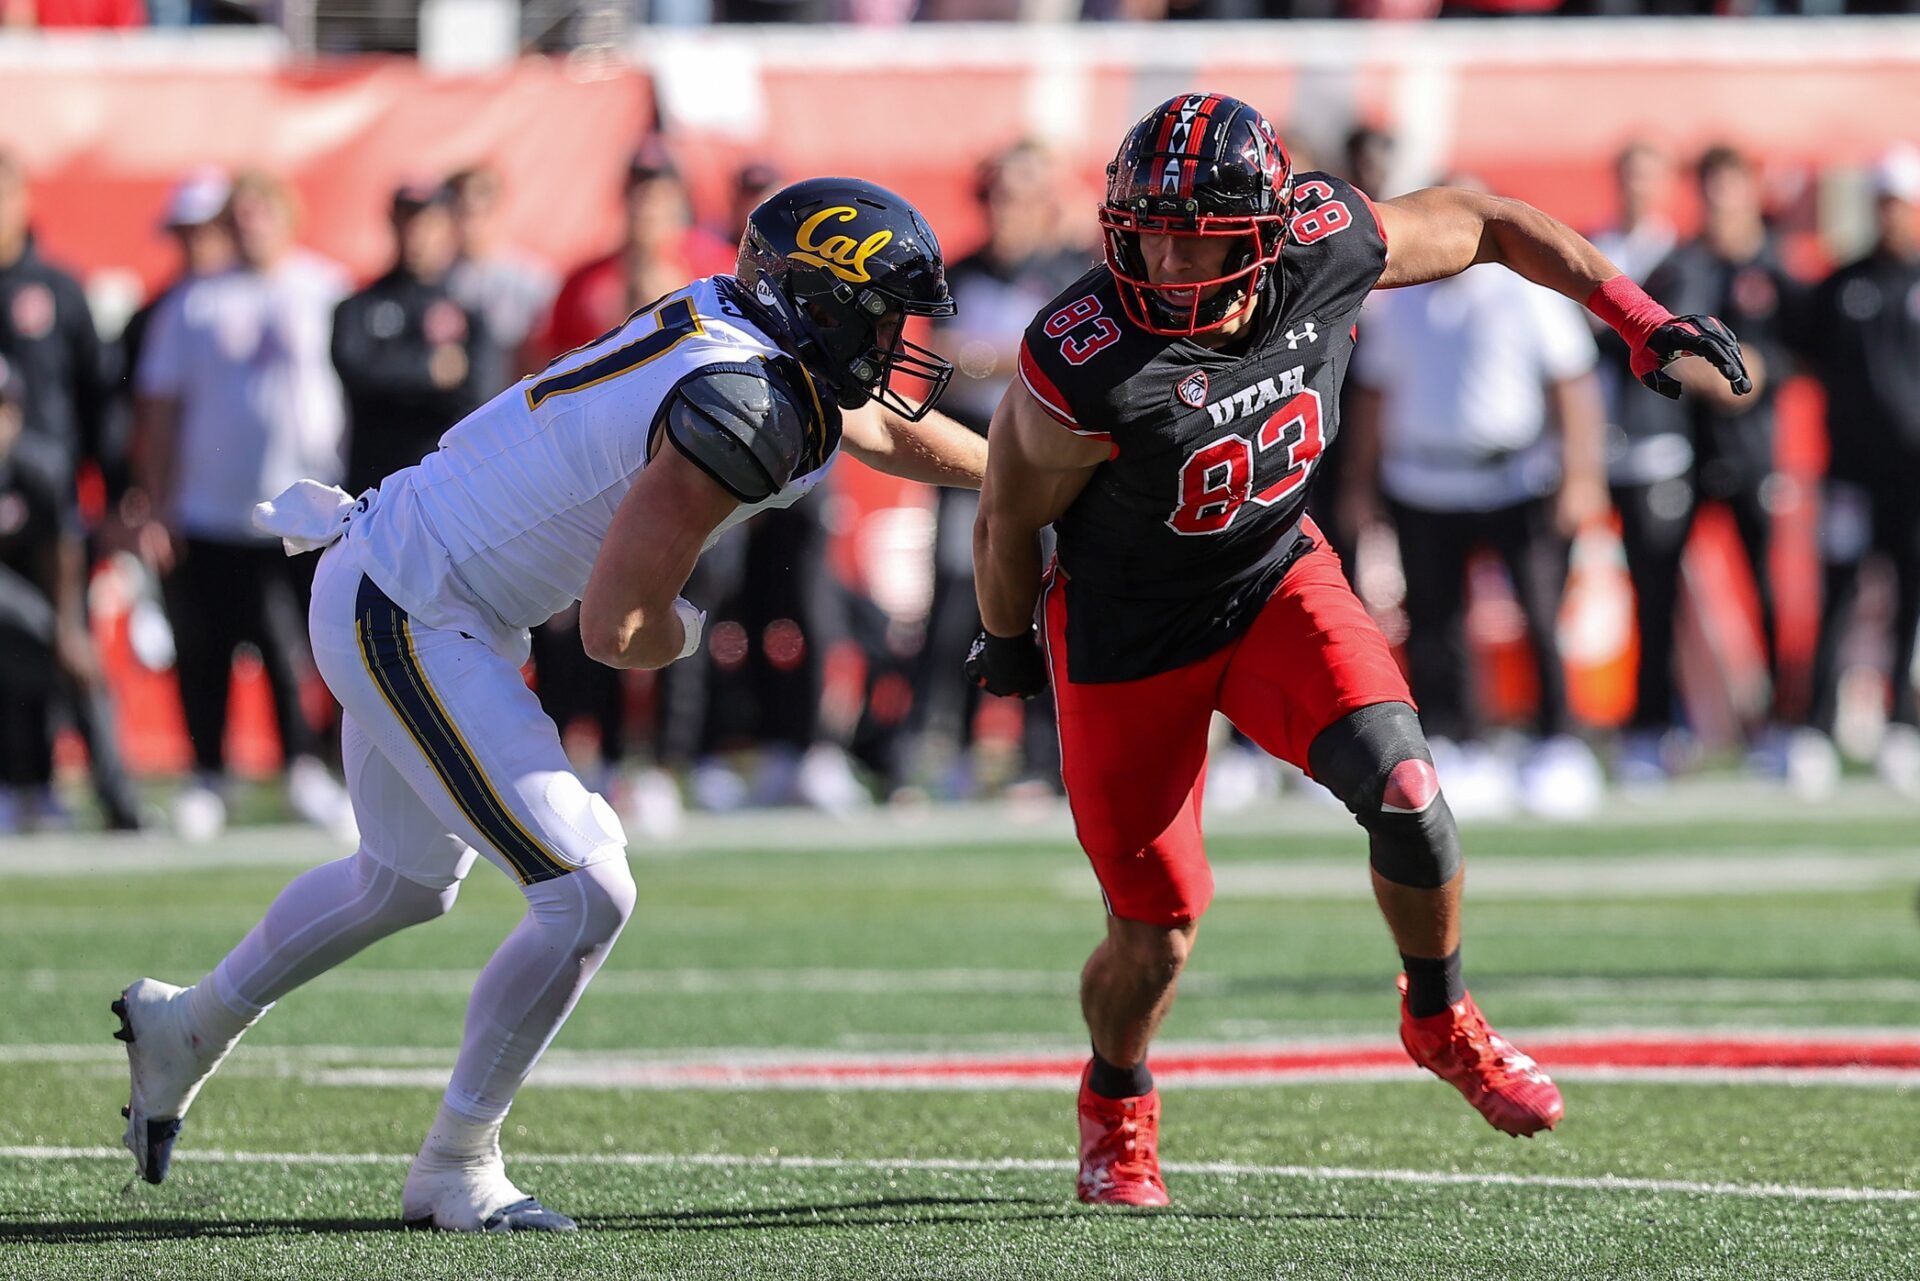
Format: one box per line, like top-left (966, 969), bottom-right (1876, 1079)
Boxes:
top-left (972, 384), bottom-right (1104, 638)
top-left (840, 401), bottom-right (988, 489)
top-left (580, 444), bottom-right (734, 671)
top-left (1338, 384), bottom-right (1386, 542)
top-left (132, 395), bottom-right (181, 522)
top-left (1549, 372), bottom-right (1610, 535)
top-left (1379, 188), bottom-right (1752, 402)
top-left (1375, 189), bottom-right (1623, 302)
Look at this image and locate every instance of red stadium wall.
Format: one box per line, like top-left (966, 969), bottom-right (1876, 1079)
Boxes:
top-left (7, 23), bottom-right (1913, 772)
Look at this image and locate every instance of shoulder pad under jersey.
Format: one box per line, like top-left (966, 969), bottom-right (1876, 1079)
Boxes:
top-left (657, 361), bottom-right (810, 504)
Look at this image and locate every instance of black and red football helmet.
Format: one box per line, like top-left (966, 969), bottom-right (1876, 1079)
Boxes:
top-left (1099, 93), bottom-right (1293, 337)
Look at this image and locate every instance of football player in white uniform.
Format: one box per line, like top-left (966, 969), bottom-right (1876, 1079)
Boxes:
top-left (112, 178), bottom-right (988, 1232)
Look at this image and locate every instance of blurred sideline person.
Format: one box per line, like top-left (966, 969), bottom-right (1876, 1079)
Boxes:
top-left (1796, 147), bottom-right (1920, 794)
top-left (0, 357), bottom-right (93, 829)
top-left (1643, 145), bottom-right (1803, 769)
top-left (1345, 251), bottom-right (1610, 819)
top-left (114, 177), bottom-right (987, 1234)
top-left (132, 170), bottom-right (355, 842)
top-left (969, 92), bottom-right (1749, 1207)
top-left (1309, 123), bottom-right (1397, 583)
top-left (1588, 141), bottom-right (1701, 783)
top-left (0, 148), bottom-right (143, 830)
top-left (913, 140), bottom-right (1085, 799)
top-left (335, 182), bottom-right (495, 496)
top-left (443, 164), bottom-right (557, 396)
top-left (667, 158), bottom-right (877, 817)
top-left (526, 145), bottom-right (736, 815)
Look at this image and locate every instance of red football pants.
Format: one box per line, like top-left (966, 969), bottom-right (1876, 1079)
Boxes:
top-left (1042, 528), bottom-right (1413, 927)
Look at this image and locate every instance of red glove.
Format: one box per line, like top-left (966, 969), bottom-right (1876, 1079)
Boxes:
top-left (1585, 275), bottom-right (1752, 401)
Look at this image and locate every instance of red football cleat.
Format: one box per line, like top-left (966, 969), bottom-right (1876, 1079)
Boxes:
top-left (1075, 1061), bottom-right (1169, 1206)
top-left (1397, 976), bottom-right (1565, 1137)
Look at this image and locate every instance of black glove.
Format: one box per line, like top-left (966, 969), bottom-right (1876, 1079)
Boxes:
top-left (1636, 313), bottom-right (1752, 400)
top-left (965, 628), bottom-right (1049, 699)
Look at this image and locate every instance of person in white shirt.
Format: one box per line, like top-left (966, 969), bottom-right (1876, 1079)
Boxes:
top-left (1343, 253), bottom-right (1608, 817)
top-left (112, 177), bottom-right (988, 1235)
top-left (1589, 142), bottom-right (1697, 782)
top-left (132, 169), bottom-right (354, 842)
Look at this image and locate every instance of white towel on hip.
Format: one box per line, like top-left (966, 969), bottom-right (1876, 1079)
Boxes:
top-left (253, 479), bottom-right (358, 556)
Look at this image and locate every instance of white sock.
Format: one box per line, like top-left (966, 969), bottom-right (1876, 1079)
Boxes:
top-left (420, 1101), bottom-right (505, 1160)
top-left (184, 976), bottom-right (262, 1055)
top-left (441, 859), bottom-right (635, 1123)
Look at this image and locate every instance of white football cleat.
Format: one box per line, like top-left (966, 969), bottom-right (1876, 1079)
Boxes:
top-left (1518, 735), bottom-right (1605, 820)
top-left (794, 744), bottom-right (873, 816)
top-left (112, 979), bottom-right (231, 1184)
top-left (620, 766), bottom-right (686, 842)
top-left (287, 755), bottom-right (359, 845)
top-left (1875, 723), bottom-right (1920, 798)
top-left (169, 778), bottom-right (227, 844)
top-left (402, 1141), bottom-right (577, 1233)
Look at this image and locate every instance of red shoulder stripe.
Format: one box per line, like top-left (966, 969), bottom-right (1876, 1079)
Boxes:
top-left (1018, 341), bottom-right (1080, 428)
top-left (1354, 186), bottom-right (1389, 253)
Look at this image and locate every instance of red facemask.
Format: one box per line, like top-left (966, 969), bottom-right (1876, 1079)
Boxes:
top-left (1098, 206), bottom-right (1285, 337)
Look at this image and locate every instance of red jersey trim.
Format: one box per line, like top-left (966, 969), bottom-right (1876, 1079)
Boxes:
top-left (1354, 187), bottom-right (1390, 261)
top-left (1018, 341), bottom-right (1102, 437)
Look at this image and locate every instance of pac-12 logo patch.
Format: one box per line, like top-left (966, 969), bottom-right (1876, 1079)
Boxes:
top-left (1176, 370), bottom-right (1209, 409)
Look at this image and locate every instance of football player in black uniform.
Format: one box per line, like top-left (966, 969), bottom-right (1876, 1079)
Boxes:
top-left (966, 94), bottom-right (1750, 1206)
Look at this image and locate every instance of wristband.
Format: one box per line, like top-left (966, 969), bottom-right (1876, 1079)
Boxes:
top-left (1584, 274), bottom-right (1673, 349)
top-left (671, 597), bottom-right (706, 662)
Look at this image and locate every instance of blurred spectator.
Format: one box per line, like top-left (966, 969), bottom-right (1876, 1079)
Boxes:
top-left (1314, 123), bottom-right (1397, 584)
top-left (334, 182), bottom-right (495, 495)
top-left (117, 171), bottom-right (236, 423)
top-left (1345, 255), bottom-right (1608, 819)
top-left (1797, 147), bottom-right (1920, 795)
top-left (526, 143), bottom-right (734, 815)
top-left (133, 169), bottom-right (354, 842)
top-left (443, 164), bottom-right (557, 395)
top-left (534, 143), bottom-right (735, 365)
top-left (1643, 144), bottom-right (1803, 756)
top-left (723, 160), bottom-right (784, 247)
top-left (1589, 141), bottom-right (1697, 782)
top-left (0, 356), bottom-right (95, 830)
top-left (913, 140), bottom-right (1085, 798)
top-left (0, 149), bottom-right (142, 830)
top-left (0, 151), bottom-right (111, 496)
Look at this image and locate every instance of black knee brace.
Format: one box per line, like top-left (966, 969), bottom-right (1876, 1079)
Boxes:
top-left (1306, 702), bottom-right (1461, 889)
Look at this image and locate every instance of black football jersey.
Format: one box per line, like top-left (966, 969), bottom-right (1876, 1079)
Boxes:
top-left (1017, 172), bottom-right (1388, 683)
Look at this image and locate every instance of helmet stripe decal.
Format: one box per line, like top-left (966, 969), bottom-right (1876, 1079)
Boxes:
top-left (1176, 93), bottom-right (1222, 198)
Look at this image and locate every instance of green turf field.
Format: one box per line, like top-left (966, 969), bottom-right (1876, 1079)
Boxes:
top-left (2, 784), bottom-right (1918, 1279)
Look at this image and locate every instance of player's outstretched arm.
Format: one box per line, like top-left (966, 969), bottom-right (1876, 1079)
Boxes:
top-left (840, 400), bottom-right (989, 489)
top-left (1374, 187), bottom-right (1752, 401)
top-left (579, 442), bottom-right (737, 672)
top-left (966, 382), bottom-right (1108, 698)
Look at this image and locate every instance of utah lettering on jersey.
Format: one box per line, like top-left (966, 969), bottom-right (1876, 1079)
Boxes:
top-left (1016, 171), bottom-right (1388, 682)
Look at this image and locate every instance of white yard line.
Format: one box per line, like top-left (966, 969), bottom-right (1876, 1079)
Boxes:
top-left (24, 967), bottom-right (1920, 1003)
top-left (2, 1145), bottom-right (1913, 1205)
top-left (10, 1024), bottom-right (1920, 1066)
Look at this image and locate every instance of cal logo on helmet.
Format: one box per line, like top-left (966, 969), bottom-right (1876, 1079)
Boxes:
top-left (791, 206), bottom-right (894, 285)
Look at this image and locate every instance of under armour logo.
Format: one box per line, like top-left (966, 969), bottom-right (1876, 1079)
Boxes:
top-left (1285, 322), bottom-right (1318, 349)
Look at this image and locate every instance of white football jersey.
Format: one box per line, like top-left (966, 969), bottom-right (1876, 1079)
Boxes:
top-left (347, 275), bottom-right (834, 655)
